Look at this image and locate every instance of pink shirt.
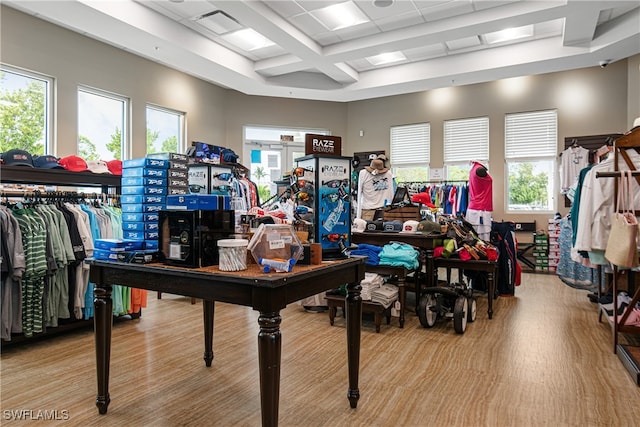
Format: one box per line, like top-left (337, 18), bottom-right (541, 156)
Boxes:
top-left (468, 162), bottom-right (493, 211)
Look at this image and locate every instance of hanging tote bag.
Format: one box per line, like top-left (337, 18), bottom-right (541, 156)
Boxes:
top-left (605, 170), bottom-right (639, 268)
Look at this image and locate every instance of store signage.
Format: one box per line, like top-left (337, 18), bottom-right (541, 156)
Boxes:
top-left (305, 134), bottom-right (342, 156)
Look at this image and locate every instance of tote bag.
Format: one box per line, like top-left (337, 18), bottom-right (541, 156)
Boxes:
top-left (605, 170), bottom-right (639, 268)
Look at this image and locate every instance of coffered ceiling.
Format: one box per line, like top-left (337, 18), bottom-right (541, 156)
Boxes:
top-left (5, 0), bottom-right (640, 102)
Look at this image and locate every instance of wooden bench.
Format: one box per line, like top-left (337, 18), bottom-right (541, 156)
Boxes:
top-left (325, 294), bottom-right (391, 333)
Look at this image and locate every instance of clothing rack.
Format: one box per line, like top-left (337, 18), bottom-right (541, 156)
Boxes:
top-left (594, 128), bottom-right (640, 385)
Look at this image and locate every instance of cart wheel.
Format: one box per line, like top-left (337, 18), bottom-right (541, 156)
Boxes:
top-left (418, 293), bottom-right (438, 328)
top-left (453, 296), bottom-right (468, 334)
top-left (467, 297), bottom-right (477, 323)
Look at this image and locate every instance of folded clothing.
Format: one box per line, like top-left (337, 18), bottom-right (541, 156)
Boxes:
top-left (379, 242), bottom-right (419, 270)
top-left (371, 284), bottom-right (398, 309)
top-left (351, 243), bottom-right (383, 265)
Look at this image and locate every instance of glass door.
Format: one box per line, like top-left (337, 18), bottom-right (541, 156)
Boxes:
top-left (243, 126), bottom-right (328, 204)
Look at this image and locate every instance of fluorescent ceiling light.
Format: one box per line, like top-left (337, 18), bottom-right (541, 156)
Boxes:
top-left (222, 28), bottom-right (275, 51)
top-left (366, 51), bottom-right (407, 65)
top-left (485, 25), bottom-right (534, 44)
top-left (311, 1), bottom-right (369, 31)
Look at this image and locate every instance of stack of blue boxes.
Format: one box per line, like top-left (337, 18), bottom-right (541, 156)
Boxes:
top-left (121, 157), bottom-right (170, 251)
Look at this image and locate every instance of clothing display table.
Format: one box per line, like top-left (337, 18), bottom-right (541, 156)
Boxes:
top-left (89, 257), bottom-right (366, 427)
top-left (351, 231), bottom-right (444, 312)
top-left (433, 257), bottom-right (498, 319)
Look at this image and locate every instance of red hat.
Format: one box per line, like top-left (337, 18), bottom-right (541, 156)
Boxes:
top-left (58, 155), bottom-right (88, 172)
top-left (106, 159), bottom-right (122, 175)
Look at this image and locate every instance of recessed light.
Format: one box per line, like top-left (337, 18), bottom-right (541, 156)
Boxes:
top-left (311, 1), bottom-right (369, 31)
top-left (222, 28), bottom-right (275, 51)
top-left (366, 51), bottom-right (406, 65)
top-left (485, 25), bottom-right (533, 44)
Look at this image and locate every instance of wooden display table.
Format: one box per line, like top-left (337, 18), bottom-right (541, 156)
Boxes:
top-left (433, 257), bottom-right (498, 319)
top-left (89, 257), bottom-right (366, 427)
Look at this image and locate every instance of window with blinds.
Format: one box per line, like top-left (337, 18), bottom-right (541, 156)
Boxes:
top-left (505, 110), bottom-right (557, 158)
top-left (505, 109), bottom-right (557, 212)
top-left (390, 123), bottom-right (430, 182)
top-left (444, 117), bottom-right (489, 180)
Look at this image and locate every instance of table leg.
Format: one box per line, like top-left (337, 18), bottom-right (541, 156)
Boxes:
top-left (397, 276), bottom-right (405, 328)
top-left (258, 311), bottom-right (282, 427)
top-left (203, 300), bottom-right (214, 367)
top-left (345, 281), bottom-right (362, 408)
top-left (94, 284), bottom-right (113, 415)
top-left (487, 267), bottom-right (495, 319)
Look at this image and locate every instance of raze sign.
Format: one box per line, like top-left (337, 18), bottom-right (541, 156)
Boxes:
top-left (305, 134), bottom-right (342, 156)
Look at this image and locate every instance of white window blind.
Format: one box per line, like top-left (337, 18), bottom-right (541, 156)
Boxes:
top-left (505, 110), bottom-right (557, 158)
top-left (390, 123), bottom-right (430, 165)
top-left (443, 117), bottom-right (489, 162)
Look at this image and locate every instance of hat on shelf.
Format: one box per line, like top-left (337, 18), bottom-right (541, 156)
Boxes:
top-left (1, 149), bottom-right (34, 167)
top-left (365, 159), bottom-right (388, 175)
top-left (33, 154), bottom-right (63, 169)
top-left (417, 219), bottom-right (442, 234)
top-left (58, 155), bottom-right (88, 172)
top-left (87, 160), bottom-right (111, 174)
top-left (106, 159), bottom-right (122, 175)
top-left (400, 220), bottom-right (419, 233)
top-left (352, 218), bottom-right (367, 233)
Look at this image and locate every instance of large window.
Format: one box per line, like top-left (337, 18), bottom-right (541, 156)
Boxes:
top-left (78, 87), bottom-right (128, 160)
top-left (0, 66), bottom-right (52, 154)
top-left (390, 123), bottom-right (430, 183)
top-left (444, 117), bottom-right (489, 181)
top-left (146, 105), bottom-right (184, 155)
top-left (505, 110), bottom-right (557, 212)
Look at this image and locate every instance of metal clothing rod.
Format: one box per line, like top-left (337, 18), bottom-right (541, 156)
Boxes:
top-left (595, 171), bottom-right (640, 178)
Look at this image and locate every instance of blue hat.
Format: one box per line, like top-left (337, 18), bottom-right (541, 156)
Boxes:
top-left (1, 149), bottom-right (34, 167)
top-left (33, 154), bottom-right (63, 169)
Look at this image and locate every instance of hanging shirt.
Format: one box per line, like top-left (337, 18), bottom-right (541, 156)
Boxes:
top-left (560, 145), bottom-right (589, 193)
top-left (356, 169), bottom-right (394, 218)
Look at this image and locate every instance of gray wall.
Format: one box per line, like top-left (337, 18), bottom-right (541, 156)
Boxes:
top-left (346, 62), bottom-right (635, 221)
top-left (2, 5), bottom-right (638, 223)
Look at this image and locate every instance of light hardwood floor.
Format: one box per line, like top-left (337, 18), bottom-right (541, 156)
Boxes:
top-left (1, 272), bottom-right (639, 426)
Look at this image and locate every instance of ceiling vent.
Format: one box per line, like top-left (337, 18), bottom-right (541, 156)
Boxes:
top-left (192, 10), bottom-right (242, 34)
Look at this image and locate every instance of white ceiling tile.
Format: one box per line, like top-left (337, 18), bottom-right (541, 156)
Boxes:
top-left (417, 0), bottom-right (475, 22)
top-left (353, 0), bottom-right (419, 21)
top-left (263, 0), bottom-right (306, 18)
top-left (374, 11), bottom-right (425, 32)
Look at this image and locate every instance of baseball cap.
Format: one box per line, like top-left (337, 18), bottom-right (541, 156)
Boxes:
top-left (87, 160), bottom-right (111, 174)
top-left (33, 154), bottom-right (63, 169)
top-left (417, 219), bottom-right (442, 234)
top-left (352, 218), bottom-right (367, 233)
top-left (383, 220), bottom-right (403, 232)
top-left (1, 149), bottom-right (34, 167)
top-left (58, 155), bottom-right (88, 172)
top-left (400, 220), bottom-right (419, 233)
top-left (365, 220), bottom-right (383, 232)
top-left (106, 159), bottom-right (122, 175)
